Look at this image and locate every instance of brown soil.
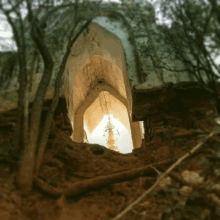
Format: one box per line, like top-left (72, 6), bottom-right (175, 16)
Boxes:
top-left (0, 102), bottom-right (220, 220)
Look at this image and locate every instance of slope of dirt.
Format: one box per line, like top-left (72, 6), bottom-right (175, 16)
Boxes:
top-left (0, 101), bottom-right (220, 220)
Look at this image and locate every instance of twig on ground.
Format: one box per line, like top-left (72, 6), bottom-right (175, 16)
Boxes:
top-left (112, 131), bottom-right (215, 220)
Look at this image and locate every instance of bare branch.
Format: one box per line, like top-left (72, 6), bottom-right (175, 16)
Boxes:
top-left (35, 0), bottom-right (104, 176)
top-left (112, 132), bottom-right (215, 220)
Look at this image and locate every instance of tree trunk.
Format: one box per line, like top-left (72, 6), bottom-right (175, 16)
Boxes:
top-left (23, 69), bottom-right (29, 149)
top-left (16, 6), bottom-right (55, 192)
top-left (23, 49), bottom-right (38, 148)
top-left (35, 19), bottom-right (93, 177)
top-left (13, 68), bottom-right (25, 153)
top-left (13, 50), bottom-right (27, 154)
top-left (33, 160), bottom-right (172, 198)
top-left (16, 63), bottom-right (53, 193)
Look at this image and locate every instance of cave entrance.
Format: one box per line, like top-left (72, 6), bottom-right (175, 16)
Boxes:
top-left (64, 23), bottom-right (143, 152)
top-left (84, 91), bottom-right (133, 153)
top-left (72, 81), bottom-right (143, 153)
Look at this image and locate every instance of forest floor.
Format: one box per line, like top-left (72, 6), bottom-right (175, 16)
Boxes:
top-left (0, 105), bottom-right (220, 220)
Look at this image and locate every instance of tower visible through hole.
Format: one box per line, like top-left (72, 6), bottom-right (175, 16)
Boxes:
top-left (84, 91), bottom-right (133, 153)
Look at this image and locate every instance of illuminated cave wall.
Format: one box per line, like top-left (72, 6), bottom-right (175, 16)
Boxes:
top-left (63, 22), bottom-right (143, 150)
top-left (84, 91), bottom-right (134, 153)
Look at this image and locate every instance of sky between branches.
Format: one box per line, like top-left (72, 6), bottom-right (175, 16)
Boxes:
top-left (0, 0), bottom-right (160, 51)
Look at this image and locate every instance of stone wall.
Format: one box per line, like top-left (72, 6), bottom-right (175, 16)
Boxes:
top-left (0, 1), bottom-right (203, 148)
top-left (0, 2), bottom-right (195, 111)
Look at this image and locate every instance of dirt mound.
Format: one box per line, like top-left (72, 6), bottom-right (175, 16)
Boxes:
top-left (0, 104), bottom-right (220, 219)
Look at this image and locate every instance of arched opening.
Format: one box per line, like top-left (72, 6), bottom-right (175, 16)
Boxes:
top-left (72, 81), bottom-right (142, 150)
top-left (63, 22), bottom-right (143, 152)
top-left (84, 91), bottom-right (133, 153)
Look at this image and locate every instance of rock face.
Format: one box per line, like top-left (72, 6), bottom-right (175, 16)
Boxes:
top-left (132, 81), bottom-right (219, 145)
top-left (0, 1), bottom-right (211, 149)
top-left (132, 82), bottom-right (214, 121)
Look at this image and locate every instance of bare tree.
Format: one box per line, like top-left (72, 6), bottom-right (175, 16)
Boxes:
top-left (0, 0), bottom-right (30, 155)
top-left (0, 0), bottom-right (103, 193)
top-left (146, 0), bottom-right (220, 113)
top-left (120, 0), bottom-right (220, 114)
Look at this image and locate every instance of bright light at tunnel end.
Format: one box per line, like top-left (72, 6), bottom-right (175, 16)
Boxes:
top-left (86, 114), bottom-right (133, 154)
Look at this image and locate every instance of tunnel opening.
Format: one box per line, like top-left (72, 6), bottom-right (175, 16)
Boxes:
top-left (83, 91), bottom-right (133, 153)
top-left (63, 23), bottom-right (143, 152)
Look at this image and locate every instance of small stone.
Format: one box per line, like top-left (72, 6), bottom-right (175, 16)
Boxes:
top-left (179, 186), bottom-right (192, 196)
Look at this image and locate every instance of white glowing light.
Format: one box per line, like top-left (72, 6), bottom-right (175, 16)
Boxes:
top-left (87, 114), bottom-right (133, 153)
